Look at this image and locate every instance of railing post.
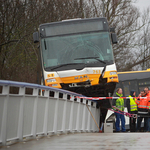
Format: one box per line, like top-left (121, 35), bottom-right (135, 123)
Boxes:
top-left (53, 91), bottom-right (59, 134)
top-left (32, 88), bottom-right (39, 138)
top-left (17, 87), bottom-right (25, 141)
top-left (93, 103), bottom-right (98, 131)
top-left (81, 98), bottom-right (86, 132)
top-left (61, 93), bottom-right (67, 133)
top-left (75, 97), bottom-right (81, 132)
top-left (43, 90), bottom-right (49, 136)
top-left (69, 95), bottom-right (74, 133)
top-left (1, 85), bottom-right (9, 145)
top-left (87, 100), bottom-right (91, 132)
top-left (91, 103), bottom-right (96, 131)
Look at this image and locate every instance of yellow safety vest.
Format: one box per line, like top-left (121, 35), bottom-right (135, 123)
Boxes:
top-left (116, 92), bottom-right (124, 111)
top-left (129, 95), bottom-right (138, 111)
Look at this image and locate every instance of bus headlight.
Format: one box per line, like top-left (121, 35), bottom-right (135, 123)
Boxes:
top-left (47, 78), bottom-right (56, 83)
top-left (48, 84), bottom-right (58, 87)
top-left (52, 84), bottom-right (58, 87)
top-left (110, 72), bottom-right (117, 75)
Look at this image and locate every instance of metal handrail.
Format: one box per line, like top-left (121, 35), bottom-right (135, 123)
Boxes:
top-left (0, 80), bottom-right (83, 96)
top-left (0, 80), bottom-right (99, 146)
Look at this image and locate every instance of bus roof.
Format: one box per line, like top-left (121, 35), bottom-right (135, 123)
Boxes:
top-left (39, 17), bottom-right (107, 27)
top-left (39, 17), bottom-right (109, 37)
top-left (118, 69), bottom-right (150, 81)
top-left (118, 69), bottom-right (150, 74)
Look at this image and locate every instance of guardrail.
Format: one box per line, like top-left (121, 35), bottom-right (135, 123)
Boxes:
top-left (0, 80), bottom-right (100, 146)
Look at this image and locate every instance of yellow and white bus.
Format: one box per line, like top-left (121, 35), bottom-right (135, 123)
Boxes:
top-left (33, 17), bottom-right (118, 99)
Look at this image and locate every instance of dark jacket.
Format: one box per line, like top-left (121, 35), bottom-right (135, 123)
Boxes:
top-left (112, 93), bottom-right (117, 106)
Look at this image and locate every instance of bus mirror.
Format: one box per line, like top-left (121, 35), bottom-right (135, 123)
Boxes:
top-left (111, 33), bottom-right (118, 44)
top-left (110, 27), bottom-right (115, 33)
top-left (33, 32), bottom-right (39, 43)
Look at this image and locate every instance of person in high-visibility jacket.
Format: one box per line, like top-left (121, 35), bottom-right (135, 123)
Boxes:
top-left (144, 87), bottom-right (150, 132)
top-left (136, 90), bottom-right (148, 132)
top-left (126, 90), bottom-right (138, 132)
top-left (147, 98), bottom-right (150, 132)
top-left (113, 88), bottom-right (126, 132)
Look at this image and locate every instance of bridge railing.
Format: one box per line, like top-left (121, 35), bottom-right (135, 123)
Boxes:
top-left (0, 80), bottom-right (100, 146)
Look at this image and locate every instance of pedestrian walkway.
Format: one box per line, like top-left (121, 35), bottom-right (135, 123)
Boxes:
top-left (1, 132), bottom-right (150, 150)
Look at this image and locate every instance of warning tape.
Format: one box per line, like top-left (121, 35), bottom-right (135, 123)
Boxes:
top-left (75, 96), bottom-right (149, 100)
top-left (74, 96), bottom-right (139, 118)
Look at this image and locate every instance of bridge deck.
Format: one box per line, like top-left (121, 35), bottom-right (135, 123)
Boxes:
top-left (1, 132), bottom-right (150, 150)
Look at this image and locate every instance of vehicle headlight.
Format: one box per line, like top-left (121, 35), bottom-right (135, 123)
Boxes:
top-left (110, 72), bottom-right (117, 75)
top-left (47, 78), bottom-right (56, 83)
top-left (51, 84), bottom-right (58, 87)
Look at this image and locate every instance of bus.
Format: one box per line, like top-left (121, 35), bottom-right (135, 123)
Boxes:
top-left (33, 17), bottom-right (119, 123)
top-left (116, 69), bottom-right (150, 99)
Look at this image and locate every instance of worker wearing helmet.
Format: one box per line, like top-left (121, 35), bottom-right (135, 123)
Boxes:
top-left (136, 90), bottom-right (148, 132)
top-left (144, 87), bottom-right (150, 132)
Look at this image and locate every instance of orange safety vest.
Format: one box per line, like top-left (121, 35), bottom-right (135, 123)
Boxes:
top-left (146, 92), bottom-right (150, 109)
top-left (136, 97), bottom-right (148, 109)
top-left (146, 91), bottom-right (150, 98)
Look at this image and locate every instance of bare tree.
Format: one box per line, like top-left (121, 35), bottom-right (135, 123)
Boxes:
top-left (116, 7), bottom-right (150, 71)
top-left (86, 0), bottom-right (147, 71)
top-left (0, 0), bottom-right (89, 83)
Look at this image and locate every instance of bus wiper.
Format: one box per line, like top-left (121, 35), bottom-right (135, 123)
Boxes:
top-left (74, 57), bottom-right (106, 64)
top-left (44, 39), bottom-right (47, 50)
top-left (50, 63), bottom-right (84, 70)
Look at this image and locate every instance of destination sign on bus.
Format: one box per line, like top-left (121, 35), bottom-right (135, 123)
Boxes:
top-left (40, 19), bottom-right (108, 37)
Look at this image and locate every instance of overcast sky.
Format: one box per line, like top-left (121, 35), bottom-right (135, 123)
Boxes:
top-left (133, 0), bottom-right (150, 12)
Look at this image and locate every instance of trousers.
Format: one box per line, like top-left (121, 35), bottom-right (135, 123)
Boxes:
top-left (148, 117), bottom-right (150, 132)
top-left (115, 112), bottom-right (126, 132)
top-left (129, 117), bottom-right (136, 132)
top-left (136, 117), bottom-right (148, 132)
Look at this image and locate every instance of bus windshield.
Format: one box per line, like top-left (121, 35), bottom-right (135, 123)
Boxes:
top-left (41, 31), bottom-right (114, 71)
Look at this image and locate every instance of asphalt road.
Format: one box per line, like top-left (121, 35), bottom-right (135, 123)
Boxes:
top-left (1, 132), bottom-right (150, 150)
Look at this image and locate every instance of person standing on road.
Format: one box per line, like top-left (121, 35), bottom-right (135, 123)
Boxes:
top-left (144, 87), bottom-right (150, 132)
top-left (147, 100), bottom-right (150, 132)
top-left (126, 90), bottom-right (138, 132)
top-left (113, 88), bottom-right (126, 132)
top-left (136, 90), bottom-right (148, 132)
